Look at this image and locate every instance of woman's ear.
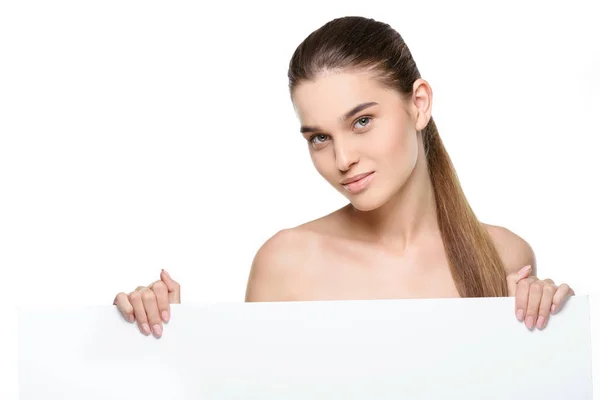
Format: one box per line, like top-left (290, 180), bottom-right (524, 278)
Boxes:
top-left (412, 79), bottom-right (433, 131)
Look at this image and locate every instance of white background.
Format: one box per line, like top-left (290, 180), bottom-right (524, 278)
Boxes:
top-left (1, 0), bottom-right (599, 398)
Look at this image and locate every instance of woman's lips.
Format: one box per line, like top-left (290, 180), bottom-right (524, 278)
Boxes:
top-left (341, 172), bottom-right (374, 194)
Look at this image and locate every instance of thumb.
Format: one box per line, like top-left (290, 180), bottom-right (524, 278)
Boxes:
top-left (161, 269), bottom-right (181, 303)
top-left (507, 264), bottom-right (532, 296)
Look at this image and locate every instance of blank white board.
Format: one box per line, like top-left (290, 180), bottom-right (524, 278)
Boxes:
top-left (19, 296), bottom-right (593, 399)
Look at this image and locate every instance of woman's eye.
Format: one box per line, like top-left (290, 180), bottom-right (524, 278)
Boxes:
top-left (355, 117), bottom-right (371, 129)
top-left (311, 134), bottom-right (329, 144)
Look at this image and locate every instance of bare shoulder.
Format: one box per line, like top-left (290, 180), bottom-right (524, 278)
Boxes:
top-left (483, 223), bottom-right (537, 276)
top-left (244, 226), bottom-right (318, 302)
top-left (244, 210), bottom-right (345, 302)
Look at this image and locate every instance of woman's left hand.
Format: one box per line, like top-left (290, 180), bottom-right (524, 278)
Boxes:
top-left (506, 265), bottom-right (575, 330)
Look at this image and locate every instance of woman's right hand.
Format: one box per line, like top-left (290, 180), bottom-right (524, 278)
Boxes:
top-left (113, 269), bottom-right (180, 338)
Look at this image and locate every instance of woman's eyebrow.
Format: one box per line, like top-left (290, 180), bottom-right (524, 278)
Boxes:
top-left (341, 101), bottom-right (379, 121)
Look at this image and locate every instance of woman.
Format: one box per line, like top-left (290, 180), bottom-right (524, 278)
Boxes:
top-left (113, 16), bottom-right (574, 338)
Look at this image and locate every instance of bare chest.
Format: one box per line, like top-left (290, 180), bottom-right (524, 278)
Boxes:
top-left (291, 240), bottom-right (460, 301)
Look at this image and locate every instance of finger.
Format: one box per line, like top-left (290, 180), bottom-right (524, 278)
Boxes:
top-left (128, 290), bottom-right (151, 336)
top-left (551, 284), bottom-right (574, 314)
top-left (150, 280), bottom-right (171, 323)
top-left (161, 269), bottom-right (181, 303)
top-left (507, 265), bottom-right (532, 297)
top-left (141, 287), bottom-right (163, 338)
top-left (515, 277), bottom-right (535, 321)
top-left (536, 284), bottom-right (557, 329)
top-left (525, 281), bottom-right (544, 330)
top-left (113, 292), bottom-right (135, 323)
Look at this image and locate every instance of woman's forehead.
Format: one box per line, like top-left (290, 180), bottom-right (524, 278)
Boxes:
top-left (292, 72), bottom-right (402, 124)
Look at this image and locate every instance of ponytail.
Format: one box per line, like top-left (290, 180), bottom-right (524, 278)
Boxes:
top-left (423, 118), bottom-right (508, 297)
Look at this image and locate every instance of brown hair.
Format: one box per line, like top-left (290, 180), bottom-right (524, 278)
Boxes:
top-left (287, 16), bottom-right (508, 297)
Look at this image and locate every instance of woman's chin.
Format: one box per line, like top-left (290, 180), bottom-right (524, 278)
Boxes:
top-left (344, 191), bottom-right (389, 212)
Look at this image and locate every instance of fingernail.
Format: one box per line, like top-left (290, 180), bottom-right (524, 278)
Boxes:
top-left (152, 324), bottom-right (163, 337)
top-left (162, 311), bottom-right (169, 323)
top-left (551, 304), bottom-right (557, 314)
top-left (162, 269), bottom-right (170, 278)
top-left (141, 323), bottom-right (151, 335)
top-left (127, 314), bottom-right (135, 323)
top-left (518, 265), bottom-right (531, 278)
top-left (536, 316), bottom-right (545, 329)
top-left (517, 309), bottom-right (525, 321)
top-left (525, 316), bottom-right (535, 330)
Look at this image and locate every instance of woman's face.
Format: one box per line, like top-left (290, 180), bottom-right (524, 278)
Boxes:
top-left (291, 70), bottom-right (432, 211)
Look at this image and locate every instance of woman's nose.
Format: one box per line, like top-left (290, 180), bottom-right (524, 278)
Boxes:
top-left (334, 139), bottom-right (360, 172)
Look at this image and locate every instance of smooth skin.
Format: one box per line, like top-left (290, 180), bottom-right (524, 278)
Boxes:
top-left (114, 70), bottom-right (574, 338)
